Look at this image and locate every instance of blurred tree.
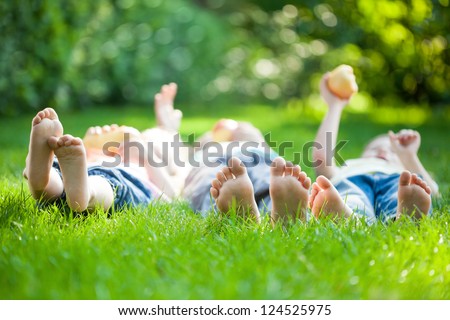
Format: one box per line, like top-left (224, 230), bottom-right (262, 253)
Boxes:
top-left (195, 0), bottom-right (450, 106)
top-left (0, 0), bottom-right (233, 115)
top-left (0, 0), bottom-right (448, 116)
top-left (62, 0), bottom-right (231, 107)
top-left (0, 0), bottom-right (99, 115)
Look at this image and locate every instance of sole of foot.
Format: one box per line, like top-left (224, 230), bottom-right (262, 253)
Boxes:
top-left (25, 108), bottom-right (63, 196)
top-left (48, 134), bottom-right (90, 212)
top-left (210, 157), bottom-right (260, 223)
top-left (270, 157), bottom-right (310, 225)
top-left (309, 175), bottom-right (353, 220)
top-left (396, 170), bottom-right (431, 219)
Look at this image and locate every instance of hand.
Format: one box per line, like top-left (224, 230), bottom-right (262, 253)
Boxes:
top-left (389, 129), bottom-right (421, 157)
top-left (320, 73), bottom-right (350, 110)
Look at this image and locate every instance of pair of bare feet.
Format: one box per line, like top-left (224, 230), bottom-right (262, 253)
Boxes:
top-left (24, 84), bottom-right (183, 211)
top-left (24, 108), bottom-right (93, 211)
top-left (210, 157), bottom-right (432, 224)
top-left (210, 157), bottom-right (311, 225)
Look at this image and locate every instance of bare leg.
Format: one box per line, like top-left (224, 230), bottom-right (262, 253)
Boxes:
top-left (396, 171), bottom-right (432, 219)
top-left (309, 175), bottom-right (353, 220)
top-left (24, 108), bottom-right (64, 200)
top-left (48, 135), bottom-right (114, 212)
top-left (119, 135), bottom-right (178, 199)
top-left (210, 157), bottom-right (260, 223)
top-left (142, 82), bottom-right (191, 188)
top-left (270, 157), bottom-right (311, 225)
top-left (154, 82), bottom-right (182, 132)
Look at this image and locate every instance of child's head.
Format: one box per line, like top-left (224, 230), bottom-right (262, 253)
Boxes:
top-left (361, 134), bottom-right (402, 167)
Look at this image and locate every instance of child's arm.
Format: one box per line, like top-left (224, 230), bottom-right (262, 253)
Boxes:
top-left (312, 74), bottom-right (350, 178)
top-left (389, 129), bottom-right (439, 195)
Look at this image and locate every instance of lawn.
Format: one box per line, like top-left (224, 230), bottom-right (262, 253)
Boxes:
top-left (0, 102), bottom-right (449, 299)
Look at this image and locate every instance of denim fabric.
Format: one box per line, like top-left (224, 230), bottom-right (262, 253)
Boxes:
top-left (183, 146), bottom-right (278, 215)
top-left (52, 161), bottom-right (155, 210)
top-left (335, 173), bottom-right (401, 223)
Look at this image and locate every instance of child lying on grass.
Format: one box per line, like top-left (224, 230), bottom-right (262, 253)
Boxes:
top-left (22, 82), bottom-right (250, 213)
top-left (22, 107), bottom-right (174, 212)
top-left (202, 73), bottom-right (438, 225)
top-left (24, 76), bottom-right (436, 224)
top-left (309, 73), bottom-right (438, 223)
top-left (22, 83), bottom-right (186, 212)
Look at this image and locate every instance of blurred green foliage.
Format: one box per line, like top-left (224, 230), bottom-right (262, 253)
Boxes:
top-left (200, 0), bottom-right (450, 106)
top-left (0, 1), bottom-right (98, 115)
top-left (1, 0), bottom-right (449, 116)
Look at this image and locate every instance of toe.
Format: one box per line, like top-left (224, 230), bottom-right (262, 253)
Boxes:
top-left (303, 176), bottom-right (312, 190)
top-left (216, 171), bottom-right (227, 184)
top-left (210, 187), bottom-right (219, 199)
top-left (168, 83), bottom-right (177, 96)
top-left (271, 157), bottom-right (286, 177)
top-left (154, 93), bottom-right (162, 104)
top-left (161, 84), bottom-right (170, 95)
top-left (284, 161), bottom-right (294, 176)
top-left (72, 137), bottom-right (83, 146)
top-left (399, 171), bottom-right (411, 186)
top-left (45, 107), bottom-right (58, 119)
top-left (418, 179), bottom-right (430, 194)
top-left (32, 115), bottom-right (42, 126)
top-left (60, 134), bottom-right (74, 146)
top-left (292, 165), bottom-right (301, 179)
top-left (309, 185), bottom-right (319, 208)
top-left (36, 110), bottom-right (46, 120)
top-left (47, 136), bottom-right (59, 149)
top-left (222, 166), bottom-right (233, 180)
top-left (298, 171), bottom-right (307, 183)
top-left (228, 157), bottom-right (246, 177)
top-left (57, 135), bottom-right (68, 146)
top-left (211, 178), bottom-right (222, 191)
top-left (413, 175), bottom-right (424, 188)
top-left (316, 175), bottom-right (333, 190)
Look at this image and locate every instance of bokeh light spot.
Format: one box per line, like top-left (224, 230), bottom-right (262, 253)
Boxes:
top-left (155, 28), bottom-right (173, 45)
top-left (262, 83), bottom-right (280, 100)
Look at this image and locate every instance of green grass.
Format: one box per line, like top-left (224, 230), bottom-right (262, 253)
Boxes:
top-left (0, 103), bottom-right (449, 299)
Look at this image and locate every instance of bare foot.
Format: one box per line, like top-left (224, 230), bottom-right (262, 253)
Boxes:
top-left (270, 157), bottom-right (311, 225)
top-left (154, 83), bottom-right (182, 132)
top-left (24, 108), bottom-right (63, 197)
top-left (396, 171), bottom-right (432, 219)
top-left (309, 175), bottom-right (353, 220)
top-left (48, 134), bottom-right (90, 212)
top-left (210, 157), bottom-right (261, 223)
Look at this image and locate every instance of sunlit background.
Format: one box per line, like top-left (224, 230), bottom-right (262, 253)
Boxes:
top-left (1, 0), bottom-right (449, 120)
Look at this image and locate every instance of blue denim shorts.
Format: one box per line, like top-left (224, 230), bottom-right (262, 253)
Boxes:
top-left (335, 172), bottom-right (431, 223)
top-left (52, 160), bottom-right (155, 210)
